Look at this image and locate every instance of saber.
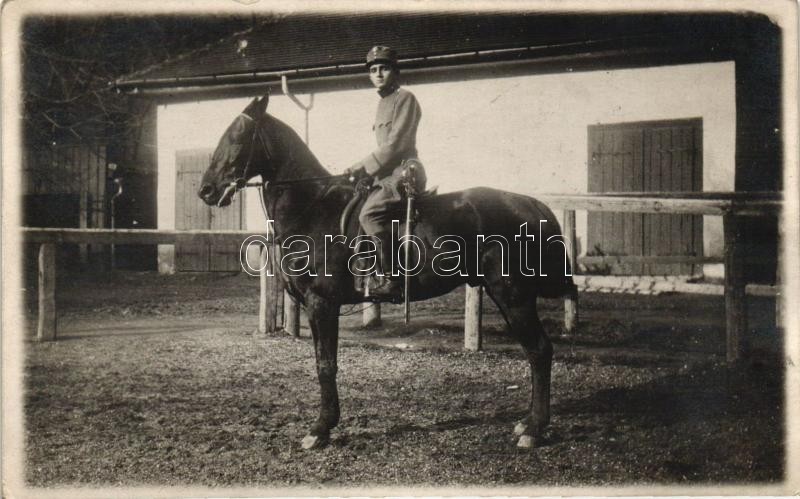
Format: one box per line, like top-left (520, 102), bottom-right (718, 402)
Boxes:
top-left (403, 164), bottom-right (416, 324)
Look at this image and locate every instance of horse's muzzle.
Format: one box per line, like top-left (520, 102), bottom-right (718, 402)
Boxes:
top-left (198, 183), bottom-right (219, 205)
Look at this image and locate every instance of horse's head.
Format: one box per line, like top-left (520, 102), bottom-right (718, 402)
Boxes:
top-left (198, 93), bottom-right (272, 207)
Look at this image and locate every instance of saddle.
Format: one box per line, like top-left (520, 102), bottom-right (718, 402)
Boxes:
top-left (339, 161), bottom-right (437, 297)
top-left (339, 164), bottom-right (437, 238)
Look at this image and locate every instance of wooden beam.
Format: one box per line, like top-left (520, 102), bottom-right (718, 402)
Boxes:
top-left (284, 292), bottom-right (300, 337)
top-left (563, 209), bottom-right (578, 334)
top-left (536, 194), bottom-right (780, 217)
top-left (78, 180), bottom-right (88, 265)
top-left (746, 284), bottom-right (779, 298)
top-left (363, 303), bottom-right (381, 327)
top-left (259, 217), bottom-right (281, 333)
top-left (723, 214), bottom-right (747, 363)
top-left (21, 228), bottom-right (264, 246)
top-left (37, 244), bottom-right (57, 342)
top-left (775, 240), bottom-right (784, 330)
top-left (560, 190), bottom-right (780, 200)
top-left (258, 246), bottom-right (270, 334)
top-left (464, 285), bottom-right (483, 351)
top-left (579, 255), bottom-right (723, 265)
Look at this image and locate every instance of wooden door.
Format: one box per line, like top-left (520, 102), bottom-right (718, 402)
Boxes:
top-left (175, 149), bottom-right (245, 271)
top-left (208, 180), bottom-right (245, 271)
top-left (587, 119), bottom-right (703, 275)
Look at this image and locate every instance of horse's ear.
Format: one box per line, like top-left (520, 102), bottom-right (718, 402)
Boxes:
top-left (263, 88), bottom-right (270, 107)
top-left (249, 90), bottom-right (269, 119)
top-left (243, 95), bottom-right (260, 116)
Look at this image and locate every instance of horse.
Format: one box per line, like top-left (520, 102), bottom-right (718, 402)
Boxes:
top-left (198, 93), bottom-right (576, 450)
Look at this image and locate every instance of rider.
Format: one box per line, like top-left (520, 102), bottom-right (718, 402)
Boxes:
top-left (346, 45), bottom-right (426, 300)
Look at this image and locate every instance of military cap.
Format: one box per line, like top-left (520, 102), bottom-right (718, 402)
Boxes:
top-left (366, 45), bottom-right (398, 67)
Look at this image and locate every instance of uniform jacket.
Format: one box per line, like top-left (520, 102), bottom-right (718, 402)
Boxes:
top-left (359, 84), bottom-right (421, 179)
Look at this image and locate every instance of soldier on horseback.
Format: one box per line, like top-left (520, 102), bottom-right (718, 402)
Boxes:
top-left (345, 46), bottom-right (427, 300)
top-left (201, 78), bottom-right (574, 449)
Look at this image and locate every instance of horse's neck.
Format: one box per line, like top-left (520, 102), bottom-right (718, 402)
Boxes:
top-left (268, 182), bottom-right (349, 240)
top-left (265, 119), bottom-right (346, 237)
top-left (274, 150), bottom-right (329, 182)
top-left (268, 119), bottom-right (329, 182)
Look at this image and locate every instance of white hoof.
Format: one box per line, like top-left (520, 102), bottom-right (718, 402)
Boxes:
top-left (517, 434), bottom-right (534, 448)
top-left (301, 434), bottom-right (323, 450)
top-left (513, 422), bottom-right (528, 436)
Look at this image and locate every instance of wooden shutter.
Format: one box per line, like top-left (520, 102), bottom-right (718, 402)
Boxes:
top-left (587, 118), bottom-right (703, 275)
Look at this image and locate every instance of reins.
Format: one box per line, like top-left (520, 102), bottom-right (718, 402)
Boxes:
top-left (245, 175), bottom-right (348, 189)
top-left (218, 111), bottom-right (348, 207)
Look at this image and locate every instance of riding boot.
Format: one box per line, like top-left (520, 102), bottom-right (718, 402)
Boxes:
top-left (368, 230), bottom-right (404, 302)
top-left (369, 277), bottom-right (404, 302)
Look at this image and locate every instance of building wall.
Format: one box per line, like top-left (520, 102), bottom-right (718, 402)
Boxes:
top-left (157, 61), bottom-right (735, 274)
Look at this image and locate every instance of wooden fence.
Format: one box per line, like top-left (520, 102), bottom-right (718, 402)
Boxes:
top-left (22, 192), bottom-right (781, 364)
top-left (22, 229), bottom-right (274, 341)
top-left (462, 192), bottom-right (782, 364)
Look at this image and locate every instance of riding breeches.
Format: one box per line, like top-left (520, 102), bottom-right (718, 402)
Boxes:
top-left (358, 163), bottom-right (427, 236)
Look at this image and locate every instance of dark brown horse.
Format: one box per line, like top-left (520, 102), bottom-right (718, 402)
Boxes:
top-left (199, 94), bottom-right (575, 449)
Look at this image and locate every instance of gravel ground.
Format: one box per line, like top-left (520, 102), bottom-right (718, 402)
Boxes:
top-left (18, 271), bottom-right (784, 488)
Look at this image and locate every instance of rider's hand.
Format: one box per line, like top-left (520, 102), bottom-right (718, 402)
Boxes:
top-left (345, 164), bottom-right (364, 181)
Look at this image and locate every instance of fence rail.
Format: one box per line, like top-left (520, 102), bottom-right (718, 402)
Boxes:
top-left (20, 192), bottom-right (782, 364)
top-left (469, 192), bottom-right (781, 364)
top-left (535, 192), bottom-right (781, 216)
top-left (578, 255), bottom-right (722, 265)
top-left (21, 228), bottom-right (262, 245)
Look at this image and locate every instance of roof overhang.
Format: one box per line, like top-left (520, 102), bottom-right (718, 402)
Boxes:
top-left (114, 33), bottom-right (735, 101)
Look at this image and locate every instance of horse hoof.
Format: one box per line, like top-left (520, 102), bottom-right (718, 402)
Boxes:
top-left (516, 434), bottom-right (535, 448)
top-left (301, 434), bottom-right (327, 450)
top-left (513, 422), bottom-right (528, 436)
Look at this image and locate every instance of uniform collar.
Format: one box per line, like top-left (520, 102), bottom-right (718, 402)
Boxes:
top-left (377, 82), bottom-right (400, 98)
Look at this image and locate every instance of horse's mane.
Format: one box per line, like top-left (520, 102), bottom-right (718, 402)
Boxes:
top-left (262, 113), bottom-right (330, 177)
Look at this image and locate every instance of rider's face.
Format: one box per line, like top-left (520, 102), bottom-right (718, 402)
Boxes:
top-left (369, 63), bottom-right (397, 91)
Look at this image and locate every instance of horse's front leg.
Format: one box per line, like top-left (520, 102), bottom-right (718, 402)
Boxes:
top-left (301, 293), bottom-right (340, 450)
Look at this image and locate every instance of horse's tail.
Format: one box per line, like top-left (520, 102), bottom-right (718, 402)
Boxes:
top-left (526, 197), bottom-right (577, 299)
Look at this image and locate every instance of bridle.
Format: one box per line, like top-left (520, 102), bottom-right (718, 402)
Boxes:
top-left (214, 110), bottom-right (353, 243)
top-left (216, 112), bottom-right (273, 207)
top-left (217, 111), bottom-right (348, 208)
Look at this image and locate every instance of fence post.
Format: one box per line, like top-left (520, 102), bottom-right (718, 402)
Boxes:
top-left (563, 209), bottom-right (578, 333)
top-left (723, 213), bottom-right (747, 363)
top-left (37, 243), bottom-right (57, 341)
top-left (78, 190), bottom-right (88, 265)
top-left (259, 246), bottom-right (268, 333)
top-left (258, 245), bottom-right (285, 334)
top-left (363, 303), bottom-right (381, 327)
top-left (775, 233), bottom-right (784, 330)
top-left (465, 285), bottom-right (483, 351)
top-left (284, 291), bottom-right (301, 337)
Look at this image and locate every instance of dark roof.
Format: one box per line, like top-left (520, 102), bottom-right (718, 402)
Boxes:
top-left (116, 11), bottom-right (769, 88)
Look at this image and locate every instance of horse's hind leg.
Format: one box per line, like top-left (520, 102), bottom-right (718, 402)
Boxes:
top-left (515, 321), bottom-right (552, 448)
top-left (484, 284), bottom-right (552, 448)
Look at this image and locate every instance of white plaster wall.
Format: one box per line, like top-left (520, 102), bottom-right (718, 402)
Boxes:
top-left (157, 61), bottom-right (735, 273)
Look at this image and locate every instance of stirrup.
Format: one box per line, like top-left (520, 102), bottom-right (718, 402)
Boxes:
top-left (366, 279), bottom-right (404, 304)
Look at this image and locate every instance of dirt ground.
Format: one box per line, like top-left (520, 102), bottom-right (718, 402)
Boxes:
top-left (19, 271), bottom-right (784, 488)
